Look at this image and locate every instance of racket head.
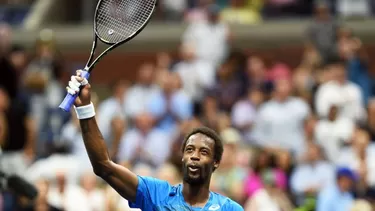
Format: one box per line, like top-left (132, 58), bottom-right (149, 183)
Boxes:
top-left (94, 0), bottom-right (157, 45)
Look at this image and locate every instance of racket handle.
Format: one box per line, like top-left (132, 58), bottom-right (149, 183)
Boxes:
top-left (59, 71), bottom-right (91, 112)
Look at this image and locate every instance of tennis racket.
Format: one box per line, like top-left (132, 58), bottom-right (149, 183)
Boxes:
top-left (59, 0), bottom-right (157, 112)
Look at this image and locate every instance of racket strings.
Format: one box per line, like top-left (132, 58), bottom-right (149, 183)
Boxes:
top-left (96, 0), bottom-right (156, 44)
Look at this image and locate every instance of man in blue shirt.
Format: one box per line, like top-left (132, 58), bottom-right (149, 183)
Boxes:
top-left (316, 167), bottom-right (356, 211)
top-left (65, 70), bottom-right (244, 211)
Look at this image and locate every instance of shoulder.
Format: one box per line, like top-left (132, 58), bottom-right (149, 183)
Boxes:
top-left (210, 192), bottom-right (244, 211)
top-left (346, 82), bottom-right (362, 92)
top-left (130, 176), bottom-right (174, 208)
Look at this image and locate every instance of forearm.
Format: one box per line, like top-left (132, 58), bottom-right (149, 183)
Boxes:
top-left (80, 117), bottom-right (112, 173)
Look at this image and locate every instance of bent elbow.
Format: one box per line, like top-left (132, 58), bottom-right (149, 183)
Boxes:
top-left (92, 160), bottom-right (113, 178)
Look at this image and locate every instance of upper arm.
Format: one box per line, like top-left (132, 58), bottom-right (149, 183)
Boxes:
top-left (100, 161), bottom-right (139, 202)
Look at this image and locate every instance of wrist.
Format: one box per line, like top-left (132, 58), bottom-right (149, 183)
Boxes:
top-left (74, 102), bottom-right (96, 119)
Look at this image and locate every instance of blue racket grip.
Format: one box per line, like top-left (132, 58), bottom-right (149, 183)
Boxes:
top-left (59, 71), bottom-right (90, 112)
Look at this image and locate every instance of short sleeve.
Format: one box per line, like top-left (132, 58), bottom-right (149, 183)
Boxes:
top-left (223, 200), bottom-right (244, 211)
top-left (129, 176), bottom-right (172, 210)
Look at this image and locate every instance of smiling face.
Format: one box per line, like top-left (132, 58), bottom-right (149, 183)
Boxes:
top-left (182, 133), bottom-right (219, 185)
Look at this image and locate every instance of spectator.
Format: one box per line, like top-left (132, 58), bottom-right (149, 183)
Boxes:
top-left (314, 102), bottom-right (355, 163)
top-left (244, 169), bottom-right (295, 211)
top-left (97, 79), bottom-right (128, 160)
top-left (148, 72), bottom-right (193, 134)
top-left (290, 143), bottom-right (335, 205)
top-left (118, 112), bottom-right (173, 169)
top-left (307, 1), bottom-right (340, 62)
top-left (316, 167), bottom-right (356, 211)
top-left (243, 149), bottom-right (287, 198)
top-left (208, 60), bottom-right (245, 112)
top-left (182, 3), bottom-right (231, 67)
top-left (172, 43), bottom-right (216, 104)
top-left (337, 27), bottom-right (372, 106)
top-left (336, 129), bottom-right (375, 194)
top-left (231, 86), bottom-right (265, 143)
top-left (0, 85), bottom-right (36, 176)
top-left (123, 63), bottom-right (159, 121)
top-left (80, 171), bottom-right (106, 211)
top-left (47, 171), bottom-right (91, 211)
top-left (211, 127), bottom-right (247, 203)
top-left (252, 74), bottom-right (310, 158)
top-left (315, 57), bottom-right (366, 123)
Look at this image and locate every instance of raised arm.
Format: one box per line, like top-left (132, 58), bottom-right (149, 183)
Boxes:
top-left (66, 70), bottom-right (138, 202)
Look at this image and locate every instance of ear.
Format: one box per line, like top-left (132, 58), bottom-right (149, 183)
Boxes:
top-left (213, 161), bottom-right (219, 171)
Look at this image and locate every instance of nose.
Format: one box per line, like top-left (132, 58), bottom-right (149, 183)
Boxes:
top-left (190, 151), bottom-right (200, 161)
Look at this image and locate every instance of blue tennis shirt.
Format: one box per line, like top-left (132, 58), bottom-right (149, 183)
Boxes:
top-left (129, 176), bottom-right (244, 211)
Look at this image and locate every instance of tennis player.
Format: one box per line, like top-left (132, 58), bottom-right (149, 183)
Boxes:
top-left (66, 70), bottom-right (244, 210)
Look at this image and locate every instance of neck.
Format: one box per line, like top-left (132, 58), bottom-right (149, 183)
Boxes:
top-left (182, 182), bottom-right (210, 206)
top-left (275, 95), bottom-right (288, 102)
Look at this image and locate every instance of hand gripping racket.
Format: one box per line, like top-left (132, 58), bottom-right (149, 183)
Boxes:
top-left (59, 0), bottom-right (157, 112)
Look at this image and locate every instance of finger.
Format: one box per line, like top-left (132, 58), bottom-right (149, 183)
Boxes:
top-left (68, 81), bottom-right (80, 92)
top-left (71, 76), bottom-right (81, 88)
top-left (80, 78), bottom-right (88, 86)
top-left (76, 69), bottom-right (83, 76)
top-left (66, 86), bottom-right (76, 95)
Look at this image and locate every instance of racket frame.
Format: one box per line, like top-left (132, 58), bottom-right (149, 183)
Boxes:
top-left (85, 0), bottom-right (158, 72)
top-left (59, 0), bottom-right (157, 112)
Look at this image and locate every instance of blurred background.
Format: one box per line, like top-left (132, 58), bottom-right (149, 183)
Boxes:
top-left (1, 0), bottom-right (375, 210)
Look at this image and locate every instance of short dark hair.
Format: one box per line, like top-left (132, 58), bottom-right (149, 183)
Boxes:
top-left (181, 127), bottom-right (224, 163)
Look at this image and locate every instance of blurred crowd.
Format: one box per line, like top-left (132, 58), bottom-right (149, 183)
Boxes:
top-left (158, 0), bottom-right (375, 24)
top-left (0, 0), bottom-right (34, 25)
top-left (1, 0), bottom-right (375, 211)
top-left (1, 0), bottom-right (375, 26)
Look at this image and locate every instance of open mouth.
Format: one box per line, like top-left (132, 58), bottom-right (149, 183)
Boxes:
top-left (188, 165), bottom-right (200, 173)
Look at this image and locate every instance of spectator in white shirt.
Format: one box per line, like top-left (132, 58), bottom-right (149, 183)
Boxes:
top-left (315, 58), bottom-right (366, 123)
top-left (231, 86), bottom-right (265, 143)
top-left (80, 171), bottom-right (106, 211)
top-left (97, 80), bottom-right (128, 160)
top-left (124, 63), bottom-right (159, 120)
top-left (337, 128), bottom-right (375, 187)
top-left (182, 4), bottom-right (231, 67)
top-left (252, 77), bottom-right (310, 158)
top-left (118, 112), bottom-right (173, 169)
top-left (47, 171), bottom-right (91, 211)
top-left (172, 43), bottom-right (216, 103)
top-left (148, 72), bottom-right (193, 134)
top-left (290, 143), bottom-right (335, 205)
top-left (314, 103), bottom-right (355, 163)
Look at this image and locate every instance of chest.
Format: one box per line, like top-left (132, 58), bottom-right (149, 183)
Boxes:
top-left (263, 103), bottom-right (305, 125)
top-left (151, 196), bottom-right (223, 211)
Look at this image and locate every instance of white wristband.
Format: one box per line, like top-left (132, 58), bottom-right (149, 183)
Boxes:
top-left (74, 102), bottom-right (96, 119)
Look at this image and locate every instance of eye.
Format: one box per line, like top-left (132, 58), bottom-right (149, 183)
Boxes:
top-left (185, 148), bottom-right (193, 153)
top-left (201, 150), bottom-right (209, 155)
